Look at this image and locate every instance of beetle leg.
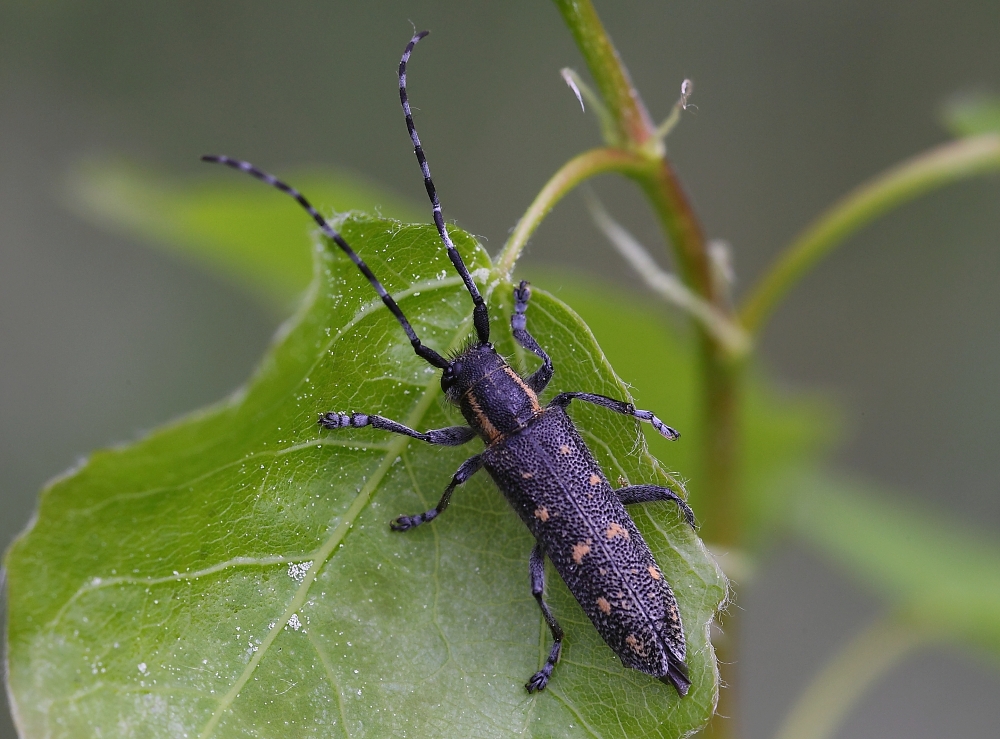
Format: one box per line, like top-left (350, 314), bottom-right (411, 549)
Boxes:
top-left (318, 412), bottom-right (475, 446)
top-left (390, 454), bottom-right (484, 531)
top-left (511, 280), bottom-right (554, 394)
top-left (616, 485), bottom-right (696, 529)
top-left (525, 543), bottom-right (564, 693)
top-left (550, 392), bottom-right (680, 441)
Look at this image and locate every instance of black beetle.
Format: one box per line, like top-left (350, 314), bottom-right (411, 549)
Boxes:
top-left (204, 30), bottom-right (696, 696)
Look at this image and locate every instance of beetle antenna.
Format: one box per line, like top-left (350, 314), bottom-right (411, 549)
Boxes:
top-left (201, 155), bottom-right (449, 369)
top-left (399, 30), bottom-right (490, 344)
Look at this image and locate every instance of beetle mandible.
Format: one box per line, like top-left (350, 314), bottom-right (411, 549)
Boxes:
top-left (204, 30), bottom-right (697, 695)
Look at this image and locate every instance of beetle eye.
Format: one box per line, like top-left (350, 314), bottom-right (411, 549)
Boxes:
top-left (441, 363), bottom-right (462, 391)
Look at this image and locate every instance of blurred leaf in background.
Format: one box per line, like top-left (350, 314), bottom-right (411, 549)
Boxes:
top-left (791, 472), bottom-right (1000, 657)
top-left (66, 160), bottom-right (423, 309)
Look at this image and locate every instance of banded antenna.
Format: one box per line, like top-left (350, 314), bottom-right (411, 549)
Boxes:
top-left (399, 31), bottom-right (490, 344)
top-left (200, 155), bottom-right (450, 370)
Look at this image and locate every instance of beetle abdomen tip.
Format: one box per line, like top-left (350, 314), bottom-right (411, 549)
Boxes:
top-left (659, 658), bottom-right (691, 696)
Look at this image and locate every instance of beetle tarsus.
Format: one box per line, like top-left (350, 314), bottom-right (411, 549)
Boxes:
top-left (390, 511), bottom-right (435, 531)
top-left (526, 641), bottom-right (561, 693)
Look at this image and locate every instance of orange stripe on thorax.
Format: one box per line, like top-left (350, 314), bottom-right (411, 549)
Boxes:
top-left (466, 392), bottom-right (501, 443)
top-left (503, 365), bottom-right (541, 413)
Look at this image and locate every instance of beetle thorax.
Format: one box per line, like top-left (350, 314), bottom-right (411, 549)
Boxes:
top-left (442, 343), bottom-right (542, 445)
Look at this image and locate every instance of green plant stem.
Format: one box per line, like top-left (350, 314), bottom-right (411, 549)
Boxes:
top-left (772, 616), bottom-right (924, 739)
top-left (552, 0), bottom-right (655, 148)
top-left (632, 160), bottom-right (744, 551)
top-left (698, 349), bottom-right (744, 546)
top-left (634, 159), bottom-right (719, 305)
top-left (741, 134), bottom-right (1000, 335)
top-left (496, 147), bottom-right (653, 278)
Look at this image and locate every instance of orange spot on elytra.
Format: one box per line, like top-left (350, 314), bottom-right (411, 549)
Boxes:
top-left (649, 566), bottom-right (661, 580)
top-left (534, 507), bottom-right (550, 522)
top-left (596, 597), bottom-right (611, 614)
top-left (559, 444), bottom-right (571, 455)
top-left (589, 473), bottom-right (601, 486)
top-left (625, 634), bottom-right (647, 655)
top-left (606, 522), bottom-right (629, 540)
top-left (571, 539), bottom-right (592, 564)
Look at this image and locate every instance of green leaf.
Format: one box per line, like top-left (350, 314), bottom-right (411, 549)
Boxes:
top-left (6, 217), bottom-right (725, 738)
top-left (791, 472), bottom-right (1000, 656)
top-left (527, 272), bottom-right (837, 549)
top-left (942, 93), bottom-right (1000, 137)
top-left (66, 160), bottom-right (423, 308)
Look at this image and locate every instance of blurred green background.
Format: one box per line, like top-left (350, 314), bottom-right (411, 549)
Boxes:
top-left (2, 1), bottom-right (999, 737)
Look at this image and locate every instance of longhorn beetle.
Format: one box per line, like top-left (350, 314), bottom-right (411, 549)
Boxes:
top-left (204, 30), bottom-right (697, 695)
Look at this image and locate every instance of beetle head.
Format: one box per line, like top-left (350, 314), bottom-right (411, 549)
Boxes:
top-left (441, 341), bottom-right (504, 401)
